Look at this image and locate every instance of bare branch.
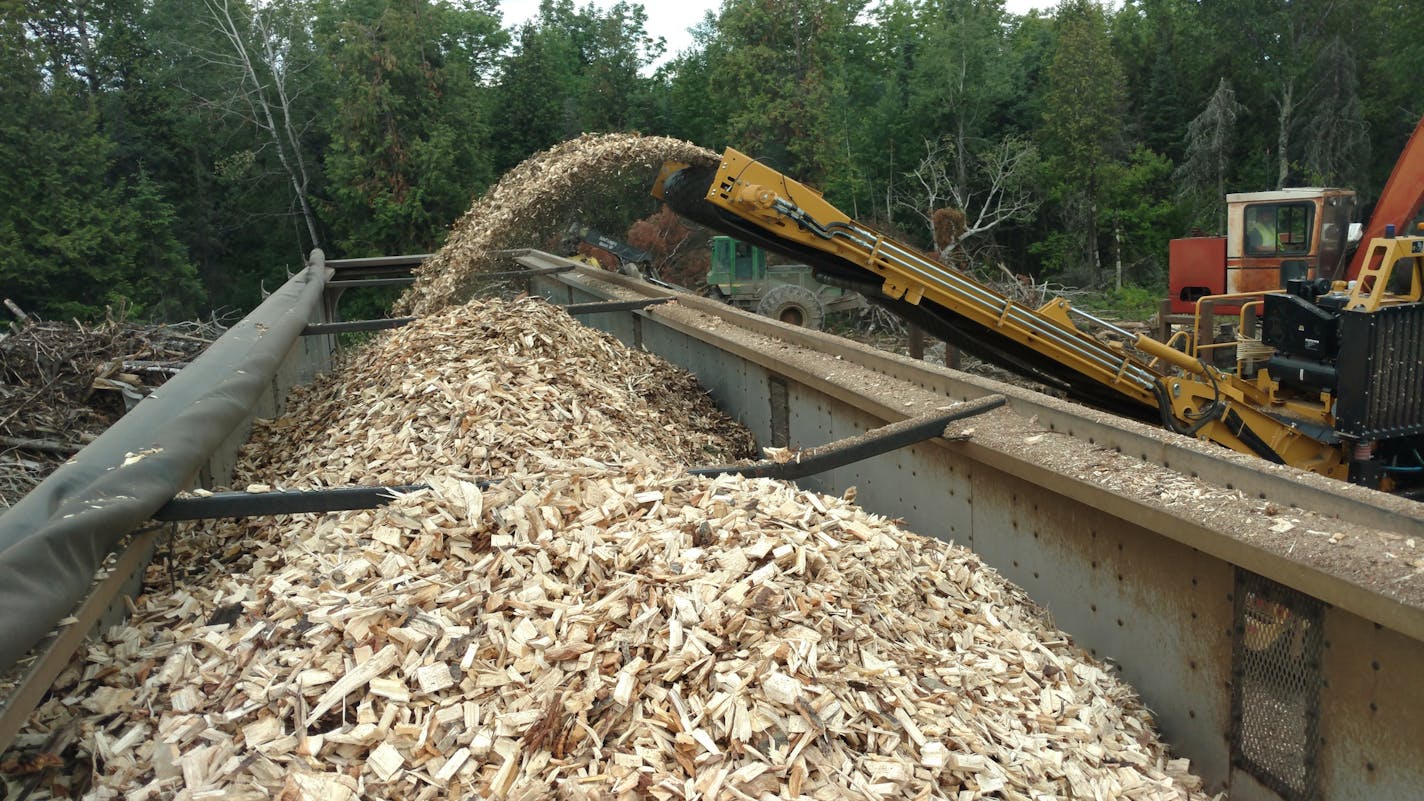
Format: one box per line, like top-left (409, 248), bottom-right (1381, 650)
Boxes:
top-left (199, 0), bottom-right (321, 250)
top-left (898, 134), bottom-right (1040, 264)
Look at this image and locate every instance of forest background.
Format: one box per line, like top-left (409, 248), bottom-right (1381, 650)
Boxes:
top-left (3, 0), bottom-right (1419, 322)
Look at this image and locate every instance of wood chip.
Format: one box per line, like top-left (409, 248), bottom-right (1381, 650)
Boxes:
top-left (305, 645), bottom-right (399, 726)
top-left (415, 663), bottom-right (455, 694)
top-left (366, 741), bottom-right (404, 782)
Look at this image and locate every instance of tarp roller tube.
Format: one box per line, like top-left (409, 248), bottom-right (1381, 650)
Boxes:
top-left (0, 253), bottom-right (331, 672)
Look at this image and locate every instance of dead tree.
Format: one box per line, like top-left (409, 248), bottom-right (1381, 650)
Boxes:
top-left (201, 0), bottom-right (321, 251)
top-left (902, 134), bottom-right (1039, 265)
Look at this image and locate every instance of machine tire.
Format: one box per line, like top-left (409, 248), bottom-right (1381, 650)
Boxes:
top-left (756, 284), bottom-right (826, 329)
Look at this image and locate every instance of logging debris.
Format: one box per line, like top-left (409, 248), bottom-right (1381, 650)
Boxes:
top-left (0, 312), bottom-right (222, 507)
top-left (9, 296), bottom-right (1209, 800)
top-left (397, 133), bottom-right (716, 317)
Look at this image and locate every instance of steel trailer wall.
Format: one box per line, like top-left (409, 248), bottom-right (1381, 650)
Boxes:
top-left (530, 268), bottom-right (1424, 801)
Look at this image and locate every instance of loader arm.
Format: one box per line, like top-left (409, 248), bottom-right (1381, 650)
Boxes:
top-left (654, 149), bottom-right (1347, 479)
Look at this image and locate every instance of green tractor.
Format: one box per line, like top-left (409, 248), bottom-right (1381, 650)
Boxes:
top-left (704, 236), bottom-right (865, 329)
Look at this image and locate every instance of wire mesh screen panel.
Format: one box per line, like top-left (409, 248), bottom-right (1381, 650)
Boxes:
top-left (1230, 569), bottom-right (1324, 800)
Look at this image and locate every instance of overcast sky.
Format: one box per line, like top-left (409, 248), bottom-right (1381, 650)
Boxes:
top-left (496, 1), bottom-right (1063, 65)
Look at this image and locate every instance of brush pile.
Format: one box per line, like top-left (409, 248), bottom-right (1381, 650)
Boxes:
top-left (0, 313), bottom-right (221, 507)
top-left (10, 295), bottom-right (1208, 800)
top-left (397, 134), bottom-right (716, 317)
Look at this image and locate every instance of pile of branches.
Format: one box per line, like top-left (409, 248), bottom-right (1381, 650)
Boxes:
top-left (0, 305), bottom-right (224, 507)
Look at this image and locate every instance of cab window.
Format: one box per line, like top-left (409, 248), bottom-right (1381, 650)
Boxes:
top-left (733, 241), bottom-right (755, 279)
top-left (1244, 203), bottom-right (1313, 256)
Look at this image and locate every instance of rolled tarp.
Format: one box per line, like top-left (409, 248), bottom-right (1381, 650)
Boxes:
top-left (0, 260), bottom-right (328, 671)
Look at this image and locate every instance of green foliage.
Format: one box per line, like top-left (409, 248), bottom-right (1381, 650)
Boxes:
top-left (1360, 0), bottom-right (1424, 202)
top-left (1104, 146), bottom-right (1180, 286)
top-left (1037, 0), bottom-right (1126, 282)
top-left (1204, 0), bottom-right (1356, 189)
top-left (655, 31), bottom-right (718, 147)
top-left (1111, 0), bottom-right (1214, 161)
top-left (488, 5), bottom-right (584, 171)
top-left (124, 0), bottom-right (325, 309)
top-left (908, 0), bottom-right (1018, 141)
top-left (489, 0), bottom-right (663, 174)
top-left (0, 0), bottom-right (1418, 324)
top-left (110, 170), bottom-right (206, 320)
top-left (0, 8), bottom-right (199, 321)
top-left (1302, 36), bottom-right (1369, 189)
top-left (319, 0), bottom-right (507, 257)
top-left (1075, 283), bottom-right (1165, 321)
top-left (701, 0), bottom-right (866, 194)
top-left (1174, 77), bottom-right (1247, 232)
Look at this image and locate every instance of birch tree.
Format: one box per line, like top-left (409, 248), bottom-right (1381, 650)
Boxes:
top-left (201, 0), bottom-right (321, 250)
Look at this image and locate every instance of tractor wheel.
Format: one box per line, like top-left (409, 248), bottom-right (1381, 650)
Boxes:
top-left (756, 284), bottom-right (826, 330)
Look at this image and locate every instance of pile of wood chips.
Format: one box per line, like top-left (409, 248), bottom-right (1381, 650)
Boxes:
top-left (396, 133), bottom-right (716, 317)
top-left (15, 297), bottom-right (1209, 800)
top-left (246, 296), bottom-right (755, 487)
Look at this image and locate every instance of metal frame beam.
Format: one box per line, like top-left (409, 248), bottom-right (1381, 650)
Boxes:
top-left (154, 484), bottom-right (432, 520)
top-left (326, 277), bottom-right (417, 288)
top-left (301, 318), bottom-right (415, 335)
top-left (564, 297), bottom-right (673, 315)
top-left (692, 395), bottom-right (1004, 479)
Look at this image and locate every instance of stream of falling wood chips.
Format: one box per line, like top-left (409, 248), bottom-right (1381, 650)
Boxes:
top-left (396, 133), bottom-right (717, 316)
top-left (11, 136), bottom-right (1214, 800)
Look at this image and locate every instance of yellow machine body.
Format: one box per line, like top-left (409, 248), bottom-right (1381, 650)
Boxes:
top-left (653, 148), bottom-right (1424, 486)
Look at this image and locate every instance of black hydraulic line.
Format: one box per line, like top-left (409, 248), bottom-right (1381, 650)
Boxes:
top-left (327, 277), bottom-right (417, 288)
top-left (302, 318), bottom-right (416, 335)
top-left (1223, 410), bottom-right (1287, 464)
top-left (690, 395), bottom-right (1006, 480)
top-left (564, 297), bottom-right (674, 315)
top-left (326, 254), bottom-right (431, 269)
top-left (152, 396), bottom-right (1004, 521)
top-left (155, 484), bottom-right (435, 521)
top-left (1152, 368), bottom-right (1226, 438)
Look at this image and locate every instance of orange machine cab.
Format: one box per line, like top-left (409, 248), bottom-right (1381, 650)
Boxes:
top-left (1169, 189), bottom-right (1356, 314)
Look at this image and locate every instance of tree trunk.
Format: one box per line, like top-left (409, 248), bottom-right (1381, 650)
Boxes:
top-left (1114, 221), bottom-right (1123, 291)
top-left (1087, 177), bottom-right (1101, 280)
top-left (1275, 81), bottom-right (1294, 189)
top-left (1217, 157), bottom-right (1227, 233)
top-left (207, 0), bottom-right (322, 251)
